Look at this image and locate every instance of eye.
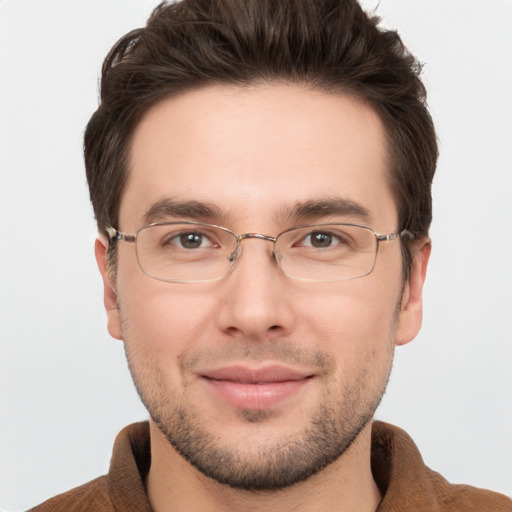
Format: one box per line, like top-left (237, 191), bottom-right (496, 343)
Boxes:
top-left (300, 231), bottom-right (343, 249)
top-left (167, 231), bottom-right (217, 249)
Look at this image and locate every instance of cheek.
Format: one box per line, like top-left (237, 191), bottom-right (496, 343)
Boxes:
top-left (117, 273), bottom-right (220, 361)
top-left (297, 280), bottom-right (400, 340)
top-left (292, 280), bottom-right (400, 378)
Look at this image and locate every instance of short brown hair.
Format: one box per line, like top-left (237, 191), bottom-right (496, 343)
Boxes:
top-left (85, 0), bottom-right (438, 278)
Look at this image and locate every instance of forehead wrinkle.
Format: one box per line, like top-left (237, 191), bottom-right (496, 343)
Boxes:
top-left (143, 198), bottom-right (231, 225)
top-left (275, 197), bottom-right (373, 226)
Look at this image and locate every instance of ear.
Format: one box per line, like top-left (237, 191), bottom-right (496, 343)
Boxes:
top-left (95, 237), bottom-right (123, 340)
top-left (395, 239), bottom-right (431, 346)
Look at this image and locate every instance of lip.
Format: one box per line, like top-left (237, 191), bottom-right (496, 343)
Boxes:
top-left (200, 365), bottom-right (314, 410)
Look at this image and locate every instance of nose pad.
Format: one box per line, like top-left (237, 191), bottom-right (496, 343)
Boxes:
top-left (227, 243), bottom-right (242, 263)
top-left (226, 237), bottom-right (281, 275)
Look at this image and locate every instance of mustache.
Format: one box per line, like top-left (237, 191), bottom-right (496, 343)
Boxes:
top-left (178, 340), bottom-right (335, 373)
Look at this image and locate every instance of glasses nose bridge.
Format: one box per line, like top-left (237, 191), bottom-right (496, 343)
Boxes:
top-left (230, 232), bottom-right (279, 264)
top-left (237, 232), bottom-right (277, 244)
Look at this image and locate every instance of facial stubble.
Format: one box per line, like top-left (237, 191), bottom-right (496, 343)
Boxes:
top-left (121, 315), bottom-right (397, 492)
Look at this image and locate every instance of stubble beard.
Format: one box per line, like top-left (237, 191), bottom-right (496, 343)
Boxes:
top-left (124, 336), bottom-right (395, 491)
top-left (150, 382), bottom-right (387, 491)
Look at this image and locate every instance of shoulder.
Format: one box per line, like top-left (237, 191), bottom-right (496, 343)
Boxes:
top-left (372, 421), bottom-right (512, 511)
top-left (27, 476), bottom-right (113, 512)
top-left (438, 480), bottom-right (512, 511)
top-left (424, 466), bottom-right (512, 511)
top-left (27, 422), bottom-right (151, 512)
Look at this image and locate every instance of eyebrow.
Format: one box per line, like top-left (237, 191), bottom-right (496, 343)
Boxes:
top-left (143, 198), bottom-right (227, 225)
top-left (142, 196), bottom-right (372, 227)
top-left (278, 197), bottom-right (372, 225)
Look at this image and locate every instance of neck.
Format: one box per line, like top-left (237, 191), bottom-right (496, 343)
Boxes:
top-left (146, 420), bottom-right (381, 512)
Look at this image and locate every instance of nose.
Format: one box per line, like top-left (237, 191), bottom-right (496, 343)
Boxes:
top-left (216, 238), bottom-right (295, 342)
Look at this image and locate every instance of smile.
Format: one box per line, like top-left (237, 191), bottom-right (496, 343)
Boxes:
top-left (200, 365), bottom-right (314, 410)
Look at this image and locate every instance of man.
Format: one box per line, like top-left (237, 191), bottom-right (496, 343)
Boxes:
top-left (29, 0), bottom-right (511, 510)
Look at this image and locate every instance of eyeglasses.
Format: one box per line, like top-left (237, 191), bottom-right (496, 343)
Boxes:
top-left (106, 221), bottom-right (414, 283)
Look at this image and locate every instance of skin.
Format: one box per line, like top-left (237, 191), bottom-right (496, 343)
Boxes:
top-left (96, 83), bottom-right (430, 512)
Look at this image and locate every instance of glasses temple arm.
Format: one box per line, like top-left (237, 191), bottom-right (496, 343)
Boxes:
top-left (376, 229), bottom-right (416, 242)
top-left (105, 226), bottom-right (136, 243)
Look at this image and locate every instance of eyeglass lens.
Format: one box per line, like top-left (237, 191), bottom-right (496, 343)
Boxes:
top-left (134, 223), bottom-right (379, 283)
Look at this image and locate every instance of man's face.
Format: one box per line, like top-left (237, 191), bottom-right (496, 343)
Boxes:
top-left (97, 84), bottom-right (428, 490)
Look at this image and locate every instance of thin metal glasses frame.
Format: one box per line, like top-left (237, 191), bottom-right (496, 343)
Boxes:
top-left (106, 221), bottom-right (414, 283)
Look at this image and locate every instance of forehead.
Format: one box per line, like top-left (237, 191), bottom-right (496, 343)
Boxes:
top-left (121, 84), bottom-right (396, 231)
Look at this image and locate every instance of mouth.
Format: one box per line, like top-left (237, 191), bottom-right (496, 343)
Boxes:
top-left (200, 365), bottom-right (315, 410)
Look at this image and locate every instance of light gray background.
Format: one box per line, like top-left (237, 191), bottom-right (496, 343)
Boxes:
top-left (1, 1), bottom-right (511, 510)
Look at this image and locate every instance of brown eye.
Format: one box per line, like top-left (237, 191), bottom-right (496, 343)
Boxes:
top-left (300, 231), bottom-right (344, 249)
top-left (309, 232), bottom-right (334, 248)
top-left (178, 233), bottom-right (204, 249)
top-left (163, 231), bottom-right (214, 250)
